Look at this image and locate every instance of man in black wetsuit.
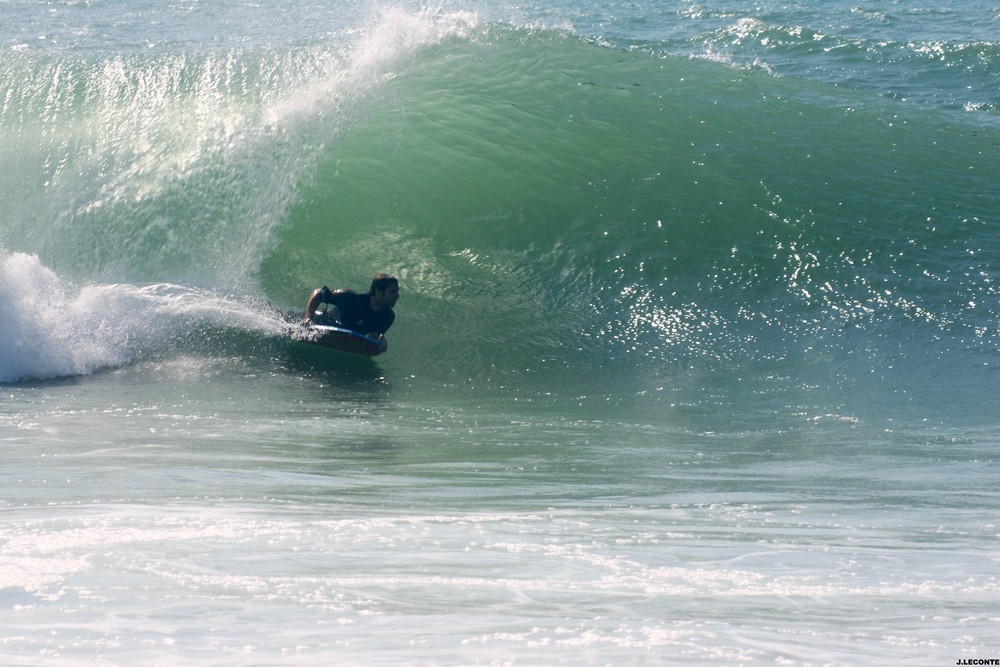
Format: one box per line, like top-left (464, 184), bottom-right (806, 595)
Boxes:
top-left (304, 273), bottom-right (399, 346)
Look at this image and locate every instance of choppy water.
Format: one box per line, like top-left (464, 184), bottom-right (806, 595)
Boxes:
top-left (2, 1), bottom-right (999, 664)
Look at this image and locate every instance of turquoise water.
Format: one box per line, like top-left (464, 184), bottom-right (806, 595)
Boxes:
top-left (2, 2), bottom-right (999, 664)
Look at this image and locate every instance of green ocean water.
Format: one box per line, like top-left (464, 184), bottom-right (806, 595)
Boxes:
top-left (2, 3), bottom-right (1000, 664)
top-left (6, 27), bottom-right (997, 417)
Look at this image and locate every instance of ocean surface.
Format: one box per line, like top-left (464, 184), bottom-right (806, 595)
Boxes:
top-left (2, 1), bottom-right (999, 664)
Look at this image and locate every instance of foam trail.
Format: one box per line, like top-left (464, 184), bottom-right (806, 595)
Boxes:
top-left (0, 252), bottom-right (286, 382)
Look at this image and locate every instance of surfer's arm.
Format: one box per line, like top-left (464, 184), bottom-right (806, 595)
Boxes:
top-left (304, 286), bottom-right (333, 322)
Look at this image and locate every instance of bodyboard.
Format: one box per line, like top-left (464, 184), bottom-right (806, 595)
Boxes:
top-left (297, 323), bottom-right (387, 357)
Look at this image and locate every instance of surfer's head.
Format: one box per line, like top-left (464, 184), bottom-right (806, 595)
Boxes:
top-left (369, 273), bottom-right (399, 309)
top-left (369, 273), bottom-right (398, 296)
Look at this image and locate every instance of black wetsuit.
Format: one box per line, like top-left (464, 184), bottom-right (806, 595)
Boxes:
top-left (313, 289), bottom-right (394, 334)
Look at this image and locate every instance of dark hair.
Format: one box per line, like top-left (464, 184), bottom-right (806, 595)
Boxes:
top-left (369, 273), bottom-right (398, 296)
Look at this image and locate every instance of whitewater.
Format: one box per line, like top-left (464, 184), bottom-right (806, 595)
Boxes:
top-left (2, 1), bottom-right (999, 665)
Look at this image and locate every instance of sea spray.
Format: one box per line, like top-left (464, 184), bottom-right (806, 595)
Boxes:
top-left (0, 251), bottom-right (286, 382)
top-left (0, 9), bottom-right (488, 292)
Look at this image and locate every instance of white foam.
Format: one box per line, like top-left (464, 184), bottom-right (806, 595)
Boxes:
top-left (265, 7), bottom-right (480, 125)
top-left (0, 252), bottom-right (286, 382)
